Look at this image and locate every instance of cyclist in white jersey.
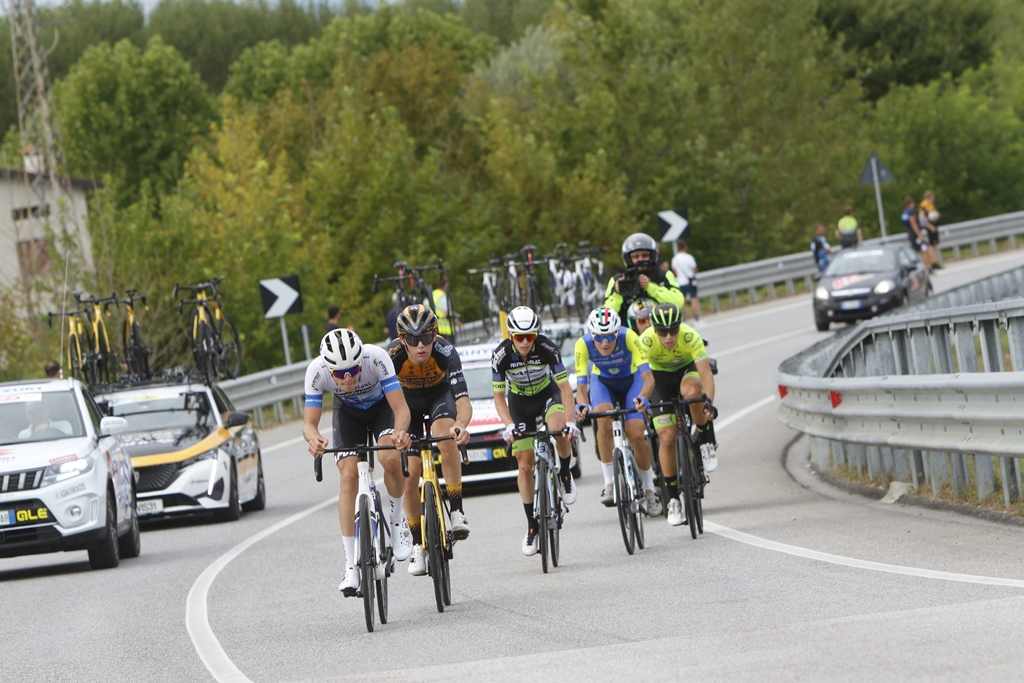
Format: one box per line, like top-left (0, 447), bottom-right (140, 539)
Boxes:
top-left (302, 330), bottom-right (414, 596)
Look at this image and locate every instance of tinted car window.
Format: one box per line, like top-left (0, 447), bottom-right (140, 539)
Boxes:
top-left (825, 249), bottom-right (897, 276)
top-left (0, 391), bottom-right (87, 445)
top-left (109, 392), bottom-right (214, 432)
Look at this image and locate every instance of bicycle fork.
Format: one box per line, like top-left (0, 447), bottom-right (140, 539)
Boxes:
top-left (353, 461), bottom-right (388, 591)
top-left (534, 440), bottom-right (563, 531)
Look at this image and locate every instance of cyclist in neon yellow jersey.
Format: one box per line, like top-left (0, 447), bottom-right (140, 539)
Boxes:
top-left (638, 303), bottom-right (717, 527)
top-left (574, 307), bottom-right (660, 514)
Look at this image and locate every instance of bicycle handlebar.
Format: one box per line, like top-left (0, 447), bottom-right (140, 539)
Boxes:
top-left (586, 407), bottom-right (644, 420)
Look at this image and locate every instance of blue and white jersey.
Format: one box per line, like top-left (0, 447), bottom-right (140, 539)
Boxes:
top-left (304, 344), bottom-right (401, 410)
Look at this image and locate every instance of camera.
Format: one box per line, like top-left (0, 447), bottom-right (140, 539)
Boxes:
top-left (618, 266), bottom-right (642, 301)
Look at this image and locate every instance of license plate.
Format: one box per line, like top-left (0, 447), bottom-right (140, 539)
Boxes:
top-left (466, 448), bottom-right (490, 462)
top-left (0, 510), bottom-right (11, 526)
top-left (137, 499), bottom-right (164, 516)
top-left (840, 300), bottom-right (862, 310)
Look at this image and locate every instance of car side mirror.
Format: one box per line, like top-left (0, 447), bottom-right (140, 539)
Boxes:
top-left (811, 273), bottom-right (821, 282)
top-left (99, 416), bottom-right (128, 436)
top-left (225, 411), bottom-right (250, 428)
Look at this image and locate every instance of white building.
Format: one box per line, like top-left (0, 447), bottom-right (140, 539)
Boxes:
top-left (0, 167), bottom-right (96, 290)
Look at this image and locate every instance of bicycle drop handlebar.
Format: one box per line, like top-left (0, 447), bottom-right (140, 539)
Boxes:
top-left (312, 431), bottom-right (469, 482)
top-left (502, 426), bottom-right (585, 456)
top-left (586, 407), bottom-right (645, 420)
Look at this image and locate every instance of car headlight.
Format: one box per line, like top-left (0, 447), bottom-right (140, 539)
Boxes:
top-left (814, 287), bottom-right (830, 300)
top-left (41, 455), bottom-right (94, 486)
top-left (180, 449), bottom-right (220, 469)
top-left (874, 280), bottom-right (895, 294)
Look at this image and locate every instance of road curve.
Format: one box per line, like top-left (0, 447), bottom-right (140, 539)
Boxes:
top-left (6, 249), bottom-right (1024, 683)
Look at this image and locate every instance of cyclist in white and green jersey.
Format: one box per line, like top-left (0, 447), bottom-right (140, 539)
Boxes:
top-left (638, 303), bottom-right (718, 527)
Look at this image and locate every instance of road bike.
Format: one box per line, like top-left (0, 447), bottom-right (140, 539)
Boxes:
top-left (467, 258), bottom-right (506, 335)
top-left (402, 430), bottom-right (469, 613)
top-left (544, 244), bottom-right (586, 323)
top-left (587, 407), bottom-right (647, 555)
top-left (518, 245), bottom-right (544, 315)
top-left (118, 289), bottom-right (151, 381)
top-left (315, 441), bottom-right (395, 633)
top-left (651, 395), bottom-right (712, 540)
top-left (49, 290), bottom-right (119, 387)
top-left (505, 424), bottom-right (580, 573)
top-left (173, 277), bottom-right (241, 385)
top-left (572, 241), bottom-right (608, 310)
top-left (374, 258), bottom-right (457, 342)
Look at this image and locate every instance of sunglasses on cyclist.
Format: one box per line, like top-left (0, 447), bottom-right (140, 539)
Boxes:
top-left (511, 333), bottom-right (537, 343)
top-left (655, 326), bottom-right (680, 337)
top-left (593, 333), bottom-right (617, 344)
top-left (332, 366), bottom-right (361, 380)
top-left (401, 332), bottom-right (435, 347)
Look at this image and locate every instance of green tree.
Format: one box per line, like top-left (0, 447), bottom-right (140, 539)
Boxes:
top-left (56, 36), bottom-right (216, 204)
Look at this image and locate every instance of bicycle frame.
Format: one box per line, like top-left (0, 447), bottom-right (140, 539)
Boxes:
top-left (588, 407), bottom-right (646, 554)
top-left (505, 426), bottom-right (565, 573)
top-left (651, 395), bottom-right (709, 539)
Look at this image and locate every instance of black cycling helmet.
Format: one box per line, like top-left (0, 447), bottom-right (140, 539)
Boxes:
top-left (650, 302), bottom-right (681, 331)
top-left (396, 304), bottom-right (438, 336)
top-left (621, 232), bottom-right (659, 269)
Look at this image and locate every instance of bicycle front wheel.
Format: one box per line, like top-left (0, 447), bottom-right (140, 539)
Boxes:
top-left (359, 496), bottom-right (376, 633)
top-left (537, 456), bottom-right (550, 574)
top-left (549, 469), bottom-right (561, 568)
top-left (424, 483), bottom-right (445, 613)
top-left (677, 432), bottom-right (697, 541)
top-left (68, 334), bottom-right (83, 382)
top-left (631, 456), bottom-right (645, 550)
top-left (192, 318), bottom-right (215, 385)
top-left (218, 314), bottom-right (242, 379)
top-left (648, 430), bottom-right (669, 517)
top-left (613, 449), bottom-right (635, 555)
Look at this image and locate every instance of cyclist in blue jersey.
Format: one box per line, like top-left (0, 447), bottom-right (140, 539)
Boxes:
top-left (573, 307), bottom-right (661, 515)
top-left (302, 329), bottom-right (414, 596)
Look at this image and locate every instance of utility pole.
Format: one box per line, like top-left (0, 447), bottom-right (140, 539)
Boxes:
top-left (7, 0), bottom-right (92, 291)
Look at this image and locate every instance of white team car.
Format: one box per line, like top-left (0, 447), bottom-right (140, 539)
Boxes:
top-left (457, 321), bottom-right (584, 487)
top-left (96, 380), bottom-right (264, 522)
top-left (0, 379), bottom-right (139, 569)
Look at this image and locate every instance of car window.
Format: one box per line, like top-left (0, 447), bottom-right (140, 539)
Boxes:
top-left (0, 391), bottom-right (87, 445)
top-left (824, 249), bottom-right (897, 276)
top-left (462, 364), bottom-right (493, 400)
top-left (214, 387), bottom-right (236, 413)
top-left (108, 392), bottom-right (214, 432)
top-left (84, 393), bottom-right (104, 432)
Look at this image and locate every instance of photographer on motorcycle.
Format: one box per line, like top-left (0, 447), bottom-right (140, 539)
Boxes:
top-left (604, 233), bottom-right (685, 322)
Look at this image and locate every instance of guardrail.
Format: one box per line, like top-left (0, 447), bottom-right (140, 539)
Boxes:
top-left (776, 266), bottom-right (1024, 510)
top-left (699, 210), bottom-right (1024, 311)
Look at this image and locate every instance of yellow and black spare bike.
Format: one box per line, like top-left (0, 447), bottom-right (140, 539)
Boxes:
top-left (118, 289), bottom-right (152, 381)
top-left (173, 277), bottom-right (242, 385)
top-left (49, 290), bottom-right (120, 386)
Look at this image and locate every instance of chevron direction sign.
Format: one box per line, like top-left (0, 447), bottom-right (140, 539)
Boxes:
top-left (259, 276), bottom-right (303, 319)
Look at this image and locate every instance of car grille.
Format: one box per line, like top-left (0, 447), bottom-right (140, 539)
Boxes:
top-left (137, 463), bottom-right (180, 493)
top-left (0, 525), bottom-right (61, 545)
top-left (0, 469), bottom-right (44, 493)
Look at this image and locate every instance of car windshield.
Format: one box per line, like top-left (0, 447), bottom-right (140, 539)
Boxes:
top-left (0, 391), bottom-right (86, 445)
top-left (109, 392), bottom-right (214, 432)
top-left (825, 249), bottom-right (897, 276)
top-left (463, 365), bottom-right (494, 400)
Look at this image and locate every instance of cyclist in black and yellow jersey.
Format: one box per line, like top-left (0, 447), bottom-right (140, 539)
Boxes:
top-left (638, 303), bottom-right (718, 527)
top-left (605, 233), bottom-right (685, 324)
top-left (387, 305), bottom-right (473, 577)
top-left (492, 307), bottom-right (580, 556)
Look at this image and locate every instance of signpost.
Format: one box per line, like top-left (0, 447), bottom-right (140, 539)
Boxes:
top-left (657, 208), bottom-right (690, 256)
top-left (259, 276), bottom-right (303, 365)
top-left (860, 152), bottom-right (894, 238)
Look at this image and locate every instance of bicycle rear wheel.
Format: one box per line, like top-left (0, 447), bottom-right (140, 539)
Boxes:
top-left (648, 431), bottom-right (669, 517)
top-left (425, 483), bottom-right (445, 613)
top-left (537, 456), bottom-right (550, 574)
top-left (359, 496), bottom-right (376, 632)
top-left (693, 458), bottom-right (705, 535)
top-left (68, 334), bottom-right (83, 382)
top-left (677, 432), bottom-right (697, 541)
top-left (217, 314), bottom-right (242, 379)
top-left (193, 318), bottom-right (216, 385)
top-left (613, 449), bottom-right (635, 555)
top-left (550, 468), bottom-right (561, 568)
top-left (376, 494), bottom-right (389, 624)
top-left (439, 499), bottom-right (452, 606)
top-left (631, 457), bottom-right (645, 550)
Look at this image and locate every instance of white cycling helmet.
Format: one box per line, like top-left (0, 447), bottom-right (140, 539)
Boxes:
top-left (506, 306), bottom-right (541, 335)
top-left (320, 329), bottom-right (363, 371)
top-left (586, 306), bottom-right (621, 336)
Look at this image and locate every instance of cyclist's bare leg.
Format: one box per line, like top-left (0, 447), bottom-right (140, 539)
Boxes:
top-left (593, 405), bottom-right (614, 464)
top-left (625, 418), bottom-right (652, 470)
top-left (336, 456), bottom-right (359, 536)
top-left (375, 435), bottom-right (407, 499)
top-left (680, 376), bottom-right (707, 427)
top-left (401, 454), bottom-right (422, 524)
top-left (515, 448), bottom-right (535, 503)
top-left (655, 424), bottom-right (678, 479)
top-left (546, 408), bottom-right (571, 461)
top-left (432, 417), bottom-right (461, 490)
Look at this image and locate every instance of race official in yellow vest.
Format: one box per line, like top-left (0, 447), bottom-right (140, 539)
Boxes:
top-left (433, 275), bottom-right (455, 339)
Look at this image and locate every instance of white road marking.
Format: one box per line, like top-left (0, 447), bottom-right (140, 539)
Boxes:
top-left (186, 495), bottom-right (338, 683)
top-left (715, 395), bottom-right (776, 431)
top-left (713, 328), bottom-right (816, 358)
top-left (261, 436), bottom-right (304, 454)
top-left (704, 522), bottom-right (1024, 588)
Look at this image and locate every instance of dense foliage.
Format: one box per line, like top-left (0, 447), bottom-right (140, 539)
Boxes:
top-left (1, 0), bottom-right (1023, 379)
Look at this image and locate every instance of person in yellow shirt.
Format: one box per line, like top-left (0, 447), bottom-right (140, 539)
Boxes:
top-left (835, 206), bottom-right (861, 249)
top-left (918, 191), bottom-right (941, 271)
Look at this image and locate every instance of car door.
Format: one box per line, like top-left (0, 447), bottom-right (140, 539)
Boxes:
top-left (897, 248), bottom-right (924, 302)
top-left (83, 389), bottom-right (131, 527)
top-left (213, 388), bottom-right (255, 498)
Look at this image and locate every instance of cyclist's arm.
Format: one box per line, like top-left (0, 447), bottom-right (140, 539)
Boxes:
top-left (453, 395), bottom-right (472, 444)
top-left (573, 337), bottom-right (591, 389)
top-left (646, 272), bottom-right (685, 308)
top-left (385, 386), bottom-right (412, 449)
top-left (695, 357), bottom-right (715, 408)
top-left (493, 386), bottom-right (513, 427)
top-left (303, 362), bottom-right (328, 456)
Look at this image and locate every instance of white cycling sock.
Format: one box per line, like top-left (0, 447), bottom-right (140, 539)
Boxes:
top-left (601, 461), bottom-right (614, 486)
top-left (389, 494), bottom-right (405, 525)
top-left (342, 535), bottom-right (355, 570)
top-left (639, 466), bottom-right (655, 492)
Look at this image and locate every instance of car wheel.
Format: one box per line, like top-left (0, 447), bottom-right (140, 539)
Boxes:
top-left (89, 491), bottom-right (121, 570)
top-left (118, 488), bottom-right (142, 559)
top-left (242, 456), bottom-right (266, 512)
top-left (214, 462), bottom-right (241, 522)
top-left (815, 315), bottom-right (830, 332)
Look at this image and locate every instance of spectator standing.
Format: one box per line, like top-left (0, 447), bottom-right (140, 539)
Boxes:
top-left (44, 360), bottom-right (61, 378)
top-left (835, 206), bottom-right (861, 248)
top-left (918, 190), bottom-right (942, 271)
top-left (326, 305), bottom-right (341, 333)
top-left (901, 196), bottom-right (926, 254)
top-left (810, 223), bottom-right (831, 274)
top-left (432, 275), bottom-right (456, 341)
top-left (670, 241), bottom-right (701, 323)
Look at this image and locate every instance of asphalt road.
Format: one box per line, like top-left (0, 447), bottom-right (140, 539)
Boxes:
top-left (7, 250), bottom-right (1024, 683)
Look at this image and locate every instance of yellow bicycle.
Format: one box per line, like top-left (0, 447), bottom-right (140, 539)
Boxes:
top-left (173, 277), bottom-right (241, 384)
top-left (403, 432), bottom-right (468, 613)
top-left (118, 289), bottom-right (151, 381)
top-left (49, 290), bottom-right (118, 385)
